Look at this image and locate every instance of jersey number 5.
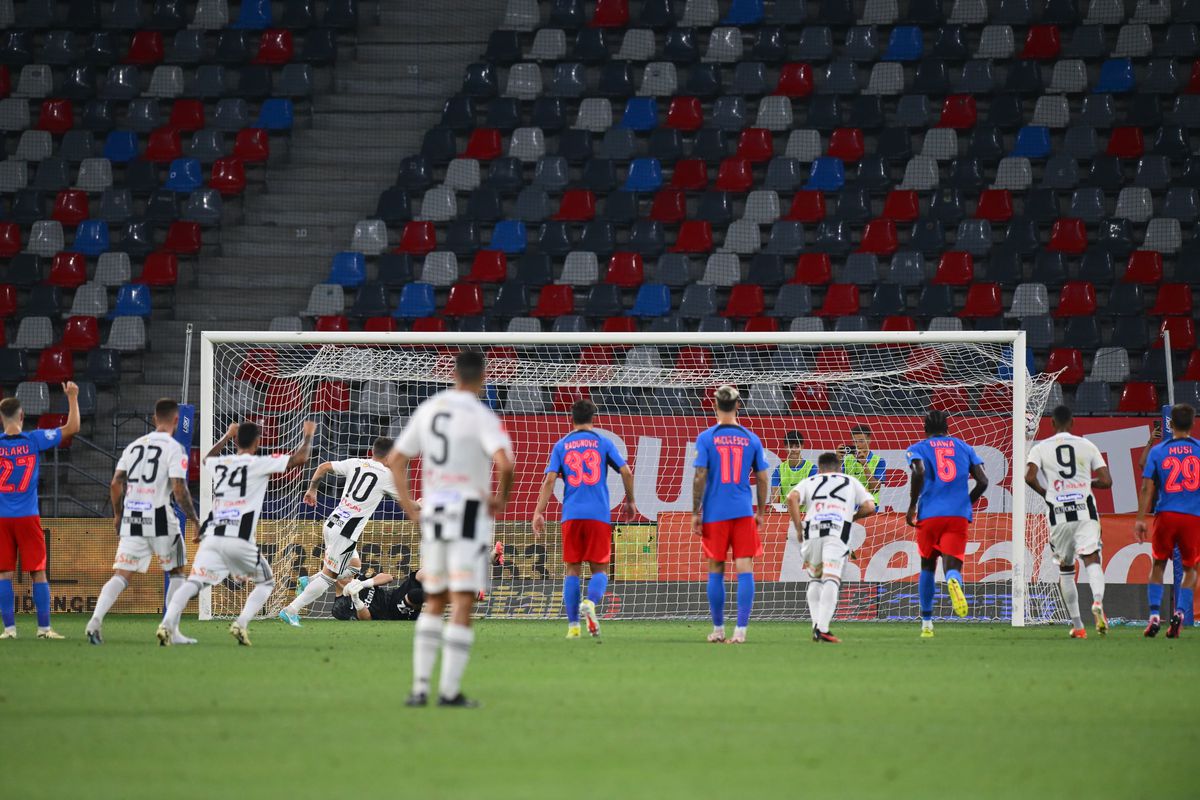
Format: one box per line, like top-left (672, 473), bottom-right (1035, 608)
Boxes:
top-left (934, 448), bottom-right (957, 481)
top-left (564, 448), bottom-right (603, 487)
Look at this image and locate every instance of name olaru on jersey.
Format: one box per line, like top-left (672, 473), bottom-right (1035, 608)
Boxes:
top-left (116, 431), bottom-right (188, 537)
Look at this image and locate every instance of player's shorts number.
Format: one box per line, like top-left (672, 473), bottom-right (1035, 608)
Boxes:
top-left (934, 448), bottom-right (957, 481)
top-left (563, 448), bottom-right (602, 486)
top-left (716, 445), bottom-right (744, 485)
top-left (346, 467), bottom-right (379, 501)
top-left (0, 454), bottom-right (35, 493)
top-left (1162, 455), bottom-right (1200, 493)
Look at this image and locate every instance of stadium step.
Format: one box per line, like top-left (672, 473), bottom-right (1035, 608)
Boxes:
top-left (176, 287), bottom-right (313, 321)
top-left (329, 76), bottom-right (461, 99)
top-left (311, 110), bottom-right (440, 132)
top-left (357, 43), bottom-right (480, 64)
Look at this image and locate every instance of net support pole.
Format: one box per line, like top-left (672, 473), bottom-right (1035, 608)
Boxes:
top-left (1011, 331), bottom-right (1028, 627)
top-left (1165, 329), bottom-right (1175, 406)
top-left (197, 331), bottom-right (215, 621)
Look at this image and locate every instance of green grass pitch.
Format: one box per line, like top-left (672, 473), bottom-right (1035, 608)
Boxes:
top-left (2, 616), bottom-right (1196, 800)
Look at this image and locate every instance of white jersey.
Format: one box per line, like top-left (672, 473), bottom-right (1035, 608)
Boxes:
top-left (788, 471), bottom-right (873, 543)
top-left (115, 431), bottom-right (189, 537)
top-left (324, 457), bottom-right (397, 542)
top-left (1026, 432), bottom-right (1107, 525)
top-left (394, 389), bottom-right (513, 506)
top-left (202, 452), bottom-right (290, 545)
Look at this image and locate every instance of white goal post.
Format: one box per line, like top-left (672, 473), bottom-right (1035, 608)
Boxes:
top-left (197, 329), bottom-right (1057, 627)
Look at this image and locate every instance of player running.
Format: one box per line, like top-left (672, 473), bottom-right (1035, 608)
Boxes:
top-left (691, 385), bottom-right (771, 645)
top-left (1025, 405), bottom-right (1112, 639)
top-left (532, 399), bottom-right (635, 639)
top-left (88, 398), bottom-right (201, 645)
top-left (278, 435), bottom-right (398, 626)
top-left (1135, 403), bottom-right (1200, 639)
top-left (157, 419), bottom-right (315, 646)
top-left (0, 383), bottom-right (80, 640)
top-left (772, 430), bottom-right (814, 505)
top-left (905, 409), bottom-right (989, 638)
top-left (787, 452), bottom-right (876, 643)
top-left (391, 350), bottom-right (514, 709)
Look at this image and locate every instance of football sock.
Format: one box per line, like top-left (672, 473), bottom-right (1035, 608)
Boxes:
top-left (1085, 562), bottom-right (1105, 605)
top-left (1147, 582), bottom-right (1164, 618)
top-left (817, 580), bottom-right (840, 633)
top-left (806, 581), bottom-right (822, 625)
top-left (735, 572), bottom-right (754, 628)
top-left (918, 569), bottom-right (935, 621)
top-left (563, 574), bottom-right (581, 624)
top-left (286, 572), bottom-right (333, 615)
top-left (162, 580), bottom-right (200, 632)
top-left (90, 575), bottom-right (129, 625)
top-left (945, 567), bottom-right (964, 587)
top-left (32, 581), bottom-right (50, 629)
top-left (163, 574), bottom-right (182, 617)
top-left (0, 578), bottom-right (15, 628)
top-left (235, 582), bottom-right (274, 629)
top-left (1178, 587), bottom-right (1194, 619)
top-left (586, 571), bottom-right (608, 605)
top-left (412, 614), bottom-right (443, 696)
top-left (706, 573), bottom-right (725, 627)
top-left (439, 623), bottom-right (474, 700)
top-left (1059, 570), bottom-right (1082, 629)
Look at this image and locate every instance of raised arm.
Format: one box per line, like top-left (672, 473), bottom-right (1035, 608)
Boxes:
top-left (531, 472), bottom-right (557, 535)
top-left (691, 467), bottom-right (707, 536)
top-left (905, 460), bottom-right (925, 528)
top-left (968, 463), bottom-right (989, 505)
top-left (204, 423), bottom-right (239, 463)
top-left (303, 461), bottom-right (335, 506)
top-left (489, 448), bottom-right (515, 516)
top-left (110, 469), bottom-right (127, 535)
top-left (60, 381), bottom-right (81, 439)
top-left (286, 420), bottom-right (317, 470)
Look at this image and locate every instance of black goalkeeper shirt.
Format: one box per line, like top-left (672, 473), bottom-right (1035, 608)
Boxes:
top-left (361, 573), bottom-right (424, 621)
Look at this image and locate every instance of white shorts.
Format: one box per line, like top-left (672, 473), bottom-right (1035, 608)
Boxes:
top-left (113, 533), bottom-right (187, 573)
top-left (321, 528), bottom-right (359, 578)
top-left (1049, 519), bottom-right (1102, 566)
top-left (188, 536), bottom-right (273, 586)
top-left (419, 498), bottom-right (492, 594)
top-left (800, 536), bottom-right (850, 581)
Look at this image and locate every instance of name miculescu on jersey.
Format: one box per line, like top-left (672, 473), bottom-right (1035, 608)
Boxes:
top-left (712, 434), bottom-right (751, 447)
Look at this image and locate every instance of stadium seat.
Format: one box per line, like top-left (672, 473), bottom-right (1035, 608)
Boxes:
top-left (1117, 381), bottom-right (1159, 412)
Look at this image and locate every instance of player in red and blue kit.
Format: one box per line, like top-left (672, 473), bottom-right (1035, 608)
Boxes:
top-left (691, 385), bottom-right (771, 645)
top-left (905, 410), bottom-right (988, 638)
top-left (0, 384), bottom-right (80, 640)
top-left (533, 399), bottom-right (635, 638)
top-left (1135, 402), bottom-right (1200, 639)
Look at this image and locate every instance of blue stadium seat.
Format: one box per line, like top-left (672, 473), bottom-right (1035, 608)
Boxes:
top-left (629, 284), bottom-right (671, 317)
top-left (103, 130), bottom-right (139, 163)
top-left (620, 98), bottom-right (658, 131)
top-left (883, 26), bottom-right (924, 61)
top-left (806, 157), bottom-right (845, 191)
top-left (256, 99), bottom-right (294, 130)
top-left (72, 220), bottom-right (110, 256)
top-left (624, 158), bottom-right (664, 191)
top-left (395, 283), bottom-right (436, 318)
top-left (489, 220), bottom-right (528, 254)
top-left (163, 157), bottom-right (203, 192)
top-left (231, 0), bottom-right (272, 28)
top-left (111, 283), bottom-right (151, 318)
top-left (1094, 59), bottom-right (1135, 93)
top-left (722, 0), bottom-right (764, 24)
top-left (1011, 127), bottom-right (1051, 158)
top-left (328, 251), bottom-right (366, 287)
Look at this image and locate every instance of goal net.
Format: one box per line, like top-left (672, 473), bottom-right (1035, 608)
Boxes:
top-left (199, 331), bottom-right (1064, 626)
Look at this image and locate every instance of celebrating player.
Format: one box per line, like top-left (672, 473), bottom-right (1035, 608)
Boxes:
top-left (905, 409), bottom-right (988, 638)
top-left (391, 350), bottom-right (514, 708)
top-left (88, 399), bottom-right (200, 645)
top-left (1025, 405), bottom-right (1112, 638)
top-left (278, 436), bottom-right (398, 627)
top-left (691, 385), bottom-right (771, 645)
top-left (532, 399), bottom-right (635, 639)
top-left (0, 383), bottom-right (80, 640)
top-left (772, 430), bottom-right (814, 505)
top-left (1135, 403), bottom-right (1200, 639)
top-left (787, 452), bottom-right (876, 643)
top-left (157, 419), bottom-right (315, 646)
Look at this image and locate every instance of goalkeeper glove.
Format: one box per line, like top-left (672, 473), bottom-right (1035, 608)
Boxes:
top-left (342, 578), bottom-right (366, 597)
top-left (351, 593), bottom-right (366, 611)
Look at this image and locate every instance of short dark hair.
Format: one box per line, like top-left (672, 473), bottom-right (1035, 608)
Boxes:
top-left (784, 430), bottom-right (804, 448)
top-left (924, 409), bottom-right (950, 436)
top-left (455, 350), bottom-right (485, 383)
top-left (236, 421), bottom-right (260, 449)
top-left (1051, 404), bottom-right (1073, 428)
top-left (0, 397), bottom-right (21, 420)
top-left (330, 595), bottom-right (355, 621)
top-left (154, 398), bottom-right (179, 422)
top-left (817, 452), bottom-right (840, 471)
top-left (572, 399), bottom-right (597, 426)
top-left (371, 436), bottom-right (393, 457)
top-left (1172, 403), bottom-right (1196, 433)
top-left (714, 385), bottom-right (740, 413)
top-left (850, 423), bottom-right (872, 438)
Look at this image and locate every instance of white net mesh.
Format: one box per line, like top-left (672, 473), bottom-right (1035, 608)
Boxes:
top-left (203, 334), bottom-right (1064, 624)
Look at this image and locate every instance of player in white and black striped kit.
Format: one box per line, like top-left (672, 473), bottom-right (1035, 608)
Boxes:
top-left (787, 452), bottom-right (877, 643)
top-left (157, 418), bottom-right (315, 646)
top-left (1025, 405), bottom-right (1113, 638)
top-left (391, 350), bottom-right (514, 709)
top-left (277, 435), bottom-right (398, 626)
top-left (87, 399), bottom-right (201, 645)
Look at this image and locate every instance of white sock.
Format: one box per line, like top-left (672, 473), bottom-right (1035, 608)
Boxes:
top-left (438, 623), bottom-right (475, 700)
top-left (922, 619), bottom-right (933, 630)
top-left (817, 579), bottom-right (840, 633)
top-left (1059, 568), bottom-right (1082, 628)
top-left (1085, 562), bottom-right (1105, 605)
top-left (412, 614), bottom-right (444, 696)
top-left (806, 581), bottom-right (823, 626)
top-left (163, 580), bottom-right (200, 632)
top-left (235, 583), bottom-right (275, 629)
top-left (286, 572), bottom-right (333, 614)
top-left (90, 575), bottom-right (129, 627)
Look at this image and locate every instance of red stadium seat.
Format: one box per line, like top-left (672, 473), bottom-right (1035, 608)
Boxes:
top-left (61, 316), bottom-right (100, 351)
top-left (1183, 350), bottom-right (1200, 380)
top-left (975, 189), bottom-right (1013, 222)
top-left (743, 316), bottom-right (778, 334)
top-left (47, 252), bottom-right (87, 288)
top-left (52, 190), bottom-right (89, 226)
top-left (531, 285), bottom-right (574, 317)
top-left (1189, 59), bottom-right (1200, 94)
top-left (1150, 283), bottom-right (1192, 316)
top-left (164, 221), bottom-right (202, 255)
top-left (443, 282), bottom-right (484, 317)
top-left (552, 385), bottom-right (590, 412)
top-left (579, 345), bottom-right (616, 366)
top-left (1155, 317), bottom-right (1197, 351)
top-left (669, 159), bottom-right (708, 190)
top-left (932, 252), bottom-right (973, 285)
top-left (605, 252), bottom-right (644, 287)
top-left (554, 189), bottom-right (596, 222)
top-left (1020, 25), bottom-right (1061, 59)
top-left (676, 345), bottom-right (712, 373)
top-left (715, 157), bottom-right (754, 192)
top-left (905, 348), bottom-right (944, 382)
top-left (233, 128), bottom-right (270, 162)
top-left (958, 282), bottom-right (1003, 318)
top-left (145, 127), bottom-right (183, 162)
top-left (1048, 218), bottom-right (1087, 254)
top-left (1053, 281), bottom-right (1097, 317)
top-left (0, 224), bottom-right (22, 258)
top-left (467, 250), bottom-right (507, 283)
top-left (1123, 250), bottom-right (1163, 284)
top-left (397, 222), bottom-right (437, 255)
top-left (237, 347), bottom-right (279, 382)
top-left (723, 284), bottom-right (765, 318)
top-left (0, 66), bottom-right (10, 99)
top-left (649, 189), bottom-right (687, 223)
top-left (827, 127), bottom-right (864, 162)
top-left (35, 345), bottom-right (74, 383)
top-left (881, 190), bottom-right (919, 222)
top-left (785, 190), bottom-right (825, 222)
top-left (209, 157), bottom-right (246, 196)
top-left (1046, 348), bottom-right (1085, 384)
top-left (931, 386), bottom-right (973, 413)
top-left (0, 285), bottom-right (16, 318)
top-left (670, 221), bottom-right (713, 253)
top-left (937, 94), bottom-right (977, 129)
top-left (311, 380), bottom-right (350, 412)
top-left (263, 378), bottom-right (305, 413)
top-left (1117, 381), bottom-right (1159, 413)
top-left (462, 128), bottom-right (502, 160)
top-left (364, 316), bottom-right (398, 332)
top-left (791, 383), bottom-right (829, 412)
top-left (253, 29), bottom-right (294, 65)
top-left (602, 316), bottom-right (637, 333)
top-left (736, 128), bottom-right (773, 163)
top-left (815, 346), bottom-right (851, 372)
top-left (857, 219), bottom-right (898, 255)
top-left (791, 253), bottom-right (832, 285)
top-left (814, 284), bottom-right (860, 316)
top-left (411, 317), bottom-right (447, 332)
top-left (315, 315), bottom-right (349, 332)
top-left (188, 448), bottom-right (200, 481)
top-left (124, 31), bottom-right (164, 64)
top-left (881, 315), bottom-right (916, 331)
top-left (774, 63), bottom-right (814, 97)
top-left (590, 0), bottom-right (629, 27)
top-left (665, 97), bottom-right (704, 131)
top-left (139, 251), bottom-right (179, 286)
top-left (1106, 127), bottom-right (1144, 159)
top-left (37, 99), bottom-right (74, 135)
top-left (168, 99), bottom-right (205, 132)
